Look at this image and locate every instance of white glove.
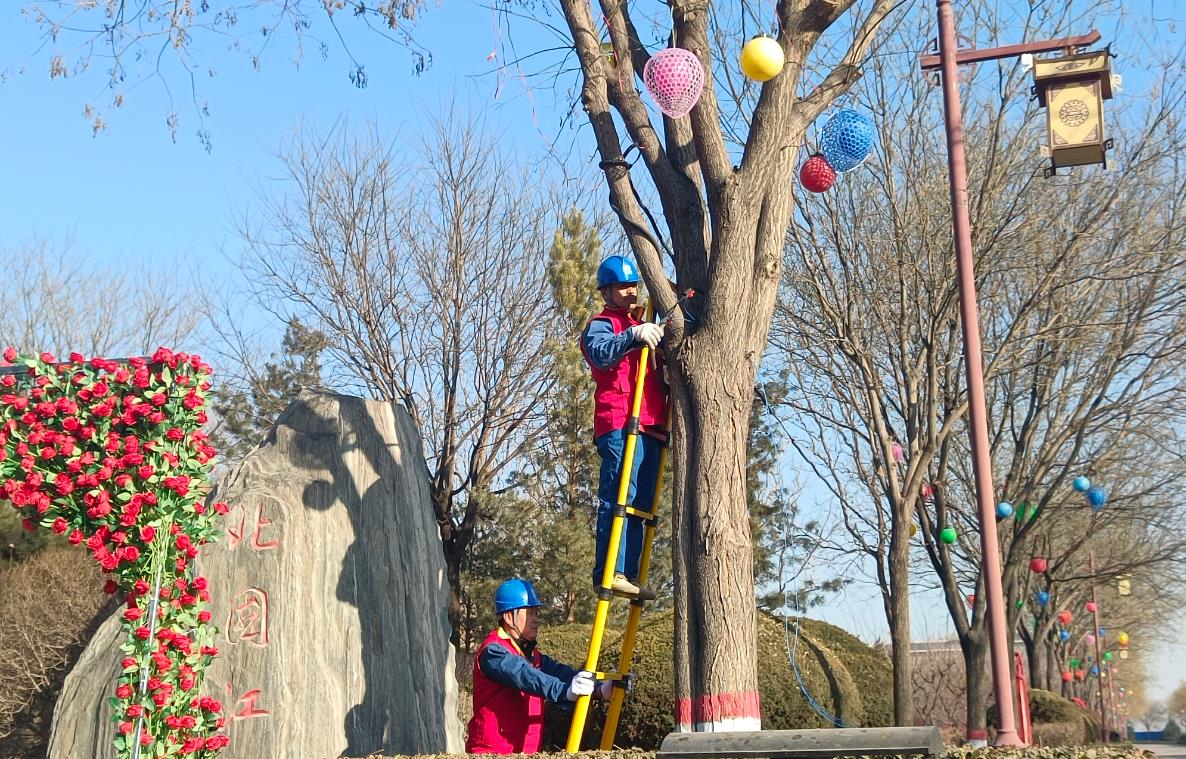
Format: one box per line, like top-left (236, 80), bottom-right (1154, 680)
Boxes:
top-left (630, 323), bottom-right (663, 350)
top-left (566, 670), bottom-right (596, 701)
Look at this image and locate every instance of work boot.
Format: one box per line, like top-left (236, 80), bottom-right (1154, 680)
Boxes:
top-left (611, 573), bottom-right (657, 602)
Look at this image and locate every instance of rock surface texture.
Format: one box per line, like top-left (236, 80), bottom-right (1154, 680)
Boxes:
top-left (48, 391), bottom-right (464, 757)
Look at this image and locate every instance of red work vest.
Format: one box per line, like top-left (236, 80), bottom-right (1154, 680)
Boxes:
top-left (581, 307), bottom-right (668, 439)
top-left (466, 629), bottom-right (544, 754)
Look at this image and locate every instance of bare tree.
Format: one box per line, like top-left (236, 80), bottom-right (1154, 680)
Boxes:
top-left (235, 114), bottom-right (562, 645)
top-left (772, 0), bottom-right (1186, 731)
top-left (0, 238), bottom-right (204, 358)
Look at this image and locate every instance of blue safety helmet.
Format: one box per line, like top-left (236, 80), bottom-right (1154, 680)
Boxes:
top-left (494, 578), bottom-right (542, 615)
top-left (596, 255), bottom-right (640, 289)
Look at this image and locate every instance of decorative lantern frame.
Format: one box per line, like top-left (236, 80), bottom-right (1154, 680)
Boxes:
top-left (1032, 47), bottom-right (1115, 176)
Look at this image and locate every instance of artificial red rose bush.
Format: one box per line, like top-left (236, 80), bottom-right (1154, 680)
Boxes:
top-left (0, 347), bottom-right (229, 758)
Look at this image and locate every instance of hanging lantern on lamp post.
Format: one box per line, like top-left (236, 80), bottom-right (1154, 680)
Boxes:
top-left (1032, 48), bottom-right (1115, 176)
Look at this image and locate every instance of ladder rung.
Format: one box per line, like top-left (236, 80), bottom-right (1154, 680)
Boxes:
top-left (623, 506), bottom-right (658, 522)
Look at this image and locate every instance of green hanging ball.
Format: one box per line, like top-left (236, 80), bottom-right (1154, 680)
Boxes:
top-left (1015, 598), bottom-right (1024, 609)
top-left (940, 526), bottom-right (958, 544)
top-left (1103, 651), bottom-right (1113, 661)
top-left (1070, 657), bottom-right (1080, 668)
top-left (1014, 504), bottom-right (1027, 521)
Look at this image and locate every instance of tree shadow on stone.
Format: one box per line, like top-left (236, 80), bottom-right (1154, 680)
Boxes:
top-left (280, 392), bottom-right (455, 756)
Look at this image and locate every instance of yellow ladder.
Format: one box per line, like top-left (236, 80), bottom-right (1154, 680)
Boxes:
top-left (566, 326), bottom-right (668, 751)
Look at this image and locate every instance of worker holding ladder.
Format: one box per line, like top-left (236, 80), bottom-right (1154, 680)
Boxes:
top-left (569, 254), bottom-right (670, 749)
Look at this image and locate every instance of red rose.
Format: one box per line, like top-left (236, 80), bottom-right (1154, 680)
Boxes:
top-left (20, 518), bottom-right (34, 532)
top-left (38, 351), bottom-right (55, 363)
top-left (121, 657), bottom-right (136, 669)
top-left (120, 545), bottom-right (141, 562)
top-left (213, 502), bottom-right (229, 515)
top-left (115, 684), bottom-right (133, 698)
top-left (51, 517), bottom-right (67, 534)
top-left (124, 607), bottom-right (142, 621)
top-left (197, 610), bottom-right (212, 623)
top-left (134, 626), bottom-right (151, 640)
top-left (139, 732), bottom-right (152, 747)
top-left (139, 525), bottom-right (156, 543)
top-left (117, 721), bottom-right (133, 735)
top-left (67, 529), bottom-right (83, 545)
top-left (2, 347), bottom-right (16, 362)
top-left (104, 580), bottom-right (118, 594)
top-left (165, 427), bottom-right (184, 441)
top-left (151, 692), bottom-right (167, 707)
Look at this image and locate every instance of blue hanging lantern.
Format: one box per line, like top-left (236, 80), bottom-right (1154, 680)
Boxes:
top-left (1086, 486), bottom-right (1107, 509)
top-left (1037, 590), bottom-right (1050, 606)
top-left (819, 110), bottom-right (877, 172)
top-left (1073, 475), bottom-right (1091, 492)
top-left (996, 501), bottom-right (1014, 519)
top-left (1059, 629), bottom-right (1071, 642)
top-left (1091, 664), bottom-right (1100, 676)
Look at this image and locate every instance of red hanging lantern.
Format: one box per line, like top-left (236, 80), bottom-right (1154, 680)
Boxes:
top-left (921, 483), bottom-right (934, 500)
top-left (966, 593), bottom-right (976, 607)
top-left (1074, 670), bottom-right (1086, 681)
top-left (1030, 557), bottom-right (1048, 574)
top-left (800, 154), bottom-right (836, 193)
top-left (1060, 670), bottom-right (1073, 683)
top-left (1058, 609), bottom-right (1073, 625)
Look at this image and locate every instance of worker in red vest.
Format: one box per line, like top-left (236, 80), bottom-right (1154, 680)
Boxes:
top-left (580, 255), bottom-right (668, 601)
top-left (466, 579), bottom-right (612, 754)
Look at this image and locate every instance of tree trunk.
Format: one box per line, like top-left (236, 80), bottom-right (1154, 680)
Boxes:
top-left (888, 522), bottom-right (914, 725)
top-left (963, 634), bottom-right (991, 743)
top-left (671, 353), bottom-right (761, 731)
top-left (443, 543), bottom-right (464, 649)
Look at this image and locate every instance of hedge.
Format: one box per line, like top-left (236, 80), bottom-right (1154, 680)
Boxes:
top-left (372, 745), bottom-right (1154, 759)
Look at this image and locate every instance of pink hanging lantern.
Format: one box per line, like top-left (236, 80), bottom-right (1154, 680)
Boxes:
top-left (891, 442), bottom-right (905, 462)
top-left (643, 48), bottom-right (705, 119)
top-left (1084, 633), bottom-right (1096, 646)
top-left (1086, 601), bottom-right (1098, 613)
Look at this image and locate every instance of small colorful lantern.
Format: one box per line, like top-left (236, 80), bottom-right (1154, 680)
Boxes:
top-left (1037, 590), bottom-right (1050, 606)
top-left (921, 483), bottom-right (935, 500)
top-left (1061, 670), bottom-right (1073, 682)
top-left (1103, 651), bottom-right (1113, 661)
top-left (740, 36), bottom-right (784, 82)
top-left (966, 593), bottom-right (976, 607)
top-left (1059, 630), bottom-right (1071, 642)
top-left (1084, 633), bottom-right (1096, 646)
top-left (891, 442), bottom-right (905, 462)
top-left (1117, 631), bottom-right (1130, 646)
top-left (909, 522), bottom-right (918, 538)
top-left (1120, 650), bottom-right (1129, 660)
top-left (799, 155), bottom-right (836, 193)
top-left (1015, 598), bottom-right (1024, 609)
top-left (1073, 475), bottom-right (1091, 492)
top-left (940, 526), bottom-right (958, 544)
top-left (1075, 670), bottom-right (1086, 681)
top-left (1014, 503), bottom-right (1028, 521)
top-left (819, 109), bottom-right (877, 172)
top-left (1086, 486), bottom-right (1107, 509)
top-left (1058, 609), bottom-right (1073, 625)
top-left (643, 48), bottom-right (706, 119)
top-left (1091, 664), bottom-right (1100, 676)
top-left (1070, 657), bottom-right (1080, 668)
top-left (1085, 601), bottom-right (1097, 613)
top-left (1030, 557), bottom-right (1048, 574)
top-left (996, 501), bottom-right (1014, 519)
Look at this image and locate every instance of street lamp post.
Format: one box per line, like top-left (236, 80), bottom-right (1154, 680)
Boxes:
top-left (924, 1), bottom-right (1104, 748)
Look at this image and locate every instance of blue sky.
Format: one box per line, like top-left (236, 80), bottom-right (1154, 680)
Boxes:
top-left (2, 1), bottom-right (1181, 706)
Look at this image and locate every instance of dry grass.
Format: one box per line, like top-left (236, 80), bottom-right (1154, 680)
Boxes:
top-left (0, 546), bottom-right (111, 758)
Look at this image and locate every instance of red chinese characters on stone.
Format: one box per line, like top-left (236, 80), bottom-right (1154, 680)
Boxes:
top-left (224, 683), bottom-right (271, 722)
top-left (227, 588), bottom-right (269, 648)
top-left (226, 501), bottom-right (281, 552)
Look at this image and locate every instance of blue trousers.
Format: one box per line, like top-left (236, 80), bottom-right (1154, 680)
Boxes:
top-left (593, 429), bottom-right (660, 585)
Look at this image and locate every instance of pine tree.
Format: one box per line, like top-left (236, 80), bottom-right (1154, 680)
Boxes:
top-left (210, 319), bottom-right (329, 462)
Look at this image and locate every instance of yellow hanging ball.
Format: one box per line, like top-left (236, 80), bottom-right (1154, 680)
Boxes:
top-left (909, 523), bottom-right (918, 538)
top-left (740, 36), bottom-right (785, 82)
